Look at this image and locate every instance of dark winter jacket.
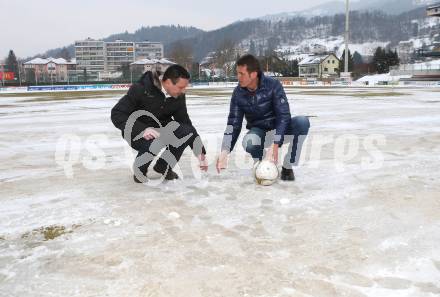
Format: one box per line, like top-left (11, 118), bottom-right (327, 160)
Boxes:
top-left (111, 71), bottom-right (205, 153)
top-left (221, 73), bottom-right (291, 152)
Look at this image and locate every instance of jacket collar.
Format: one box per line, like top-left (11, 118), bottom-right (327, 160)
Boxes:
top-left (138, 71), bottom-right (163, 94)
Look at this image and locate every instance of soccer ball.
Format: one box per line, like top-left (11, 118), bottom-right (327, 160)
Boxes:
top-left (253, 160), bottom-right (279, 186)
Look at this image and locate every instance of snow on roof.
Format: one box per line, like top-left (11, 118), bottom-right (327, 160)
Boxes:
top-left (51, 58), bottom-right (68, 64)
top-left (24, 58), bottom-right (48, 65)
top-left (159, 58), bottom-right (175, 65)
top-left (24, 57), bottom-right (70, 65)
top-left (428, 2), bottom-right (440, 9)
top-left (264, 71), bottom-right (283, 77)
top-left (298, 54), bottom-right (335, 66)
top-left (356, 73), bottom-right (411, 84)
top-left (285, 53), bottom-right (313, 62)
top-left (131, 58), bottom-right (154, 65)
top-left (131, 58), bottom-right (175, 65)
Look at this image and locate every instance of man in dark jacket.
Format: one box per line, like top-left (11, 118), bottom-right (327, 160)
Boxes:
top-left (216, 54), bottom-right (310, 181)
top-left (111, 65), bottom-right (207, 183)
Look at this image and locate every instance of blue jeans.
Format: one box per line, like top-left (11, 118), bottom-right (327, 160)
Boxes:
top-left (242, 116), bottom-right (310, 169)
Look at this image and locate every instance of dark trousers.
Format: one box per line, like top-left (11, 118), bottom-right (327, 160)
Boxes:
top-left (242, 116), bottom-right (310, 169)
top-left (130, 122), bottom-right (202, 177)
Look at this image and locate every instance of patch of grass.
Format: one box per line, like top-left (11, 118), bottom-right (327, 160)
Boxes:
top-left (21, 224), bottom-right (81, 241)
top-left (41, 226), bottom-right (70, 240)
top-left (0, 90), bottom-right (125, 97)
top-left (294, 91), bottom-right (347, 96)
top-left (349, 92), bottom-right (409, 97)
top-left (0, 90), bottom-right (126, 102)
top-left (186, 89), bottom-right (233, 97)
top-left (2, 89), bottom-right (232, 100)
top-left (293, 90), bottom-right (409, 97)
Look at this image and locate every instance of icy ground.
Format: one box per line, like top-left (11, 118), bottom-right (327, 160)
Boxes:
top-left (0, 87), bottom-right (440, 297)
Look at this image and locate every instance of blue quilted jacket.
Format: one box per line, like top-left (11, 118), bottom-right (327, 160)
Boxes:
top-left (222, 73), bottom-right (292, 152)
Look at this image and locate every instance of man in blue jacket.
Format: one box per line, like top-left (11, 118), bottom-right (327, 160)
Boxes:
top-left (216, 54), bottom-right (310, 181)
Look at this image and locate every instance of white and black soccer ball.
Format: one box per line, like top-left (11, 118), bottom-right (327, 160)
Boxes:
top-left (253, 160), bottom-right (279, 186)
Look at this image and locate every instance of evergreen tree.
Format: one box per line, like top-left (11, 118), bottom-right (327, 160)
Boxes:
top-left (118, 62), bottom-right (131, 82)
top-left (353, 51), bottom-right (363, 65)
top-left (258, 44), bottom-right (265, 57)
top-left (190, 62), bottom-right (200, 81)
top-left (285, 59), bottom-right (299, 77)
top-left (249, 40), bottom-right (257, 56)
top-left (339, 49), bottom-right (354, 73)
top-left (387, 49), bottom-right (399, 68)
top-left (373, 47), bottom-right (400, 74)
top-left (373, 47), bottom-right (387, 73)
top-left (5, 50), bottom-right (18, 78)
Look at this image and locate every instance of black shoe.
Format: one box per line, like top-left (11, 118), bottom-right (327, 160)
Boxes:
top-left (281, 167), bottom-right (295, 181)
top-left (164, 168), bottom-right (179, 181)
top-left (133, 174), bottom-right (147, 183)
top-left (153, 164), bottom-right (179, 181)
top-left (133, 164), bottom-right (149, 184)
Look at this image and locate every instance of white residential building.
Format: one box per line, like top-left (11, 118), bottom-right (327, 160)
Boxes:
top-left (299, 54), bottom-right (340, 78)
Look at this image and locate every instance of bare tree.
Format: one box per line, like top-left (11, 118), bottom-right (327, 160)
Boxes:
top-left (168, 41), bottom-right (194, 70)
top-left (214, 39), bottom-right (235, 65)
top-left (212, 39), bottom-right (236, 77)
top-left (59, 47), bottom-right (71, 61)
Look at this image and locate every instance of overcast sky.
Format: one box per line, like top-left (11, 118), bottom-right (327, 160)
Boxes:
top-left (1, 0), bottom-right (365, 58)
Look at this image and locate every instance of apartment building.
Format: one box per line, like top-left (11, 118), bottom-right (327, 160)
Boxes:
top-left (135, 42), bottom-right (164, 60)
top-left (74, 38), bottom-right (105, 81)
top-left (74, 39), bottom-right (164, 80)
top-left (105, 41), bottom-right (135, 73)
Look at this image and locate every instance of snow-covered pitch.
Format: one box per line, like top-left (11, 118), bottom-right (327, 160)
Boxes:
top-left (0, 86), bottom-right (439, 297)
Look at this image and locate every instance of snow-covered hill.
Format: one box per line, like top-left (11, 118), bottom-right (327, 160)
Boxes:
top-left (257, 0), bottom-right (431, 22)
top-left (275, 37), bottom-right (390, 61)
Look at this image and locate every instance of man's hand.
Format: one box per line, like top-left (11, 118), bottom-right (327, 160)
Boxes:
top-left (198, 154), bottom-right (208, 172)
top-left (216, 150), bottom-right (229, 173)
top-left (143, 128), bottom-right (160, 140)
top-left (265, 144), bottom-right (279, 164)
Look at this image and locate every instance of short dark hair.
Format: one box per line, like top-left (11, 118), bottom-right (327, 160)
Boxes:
top-left (162, 64), bottom-right (190, 84)
top-left (236, 54), bottom-right (261, 74)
